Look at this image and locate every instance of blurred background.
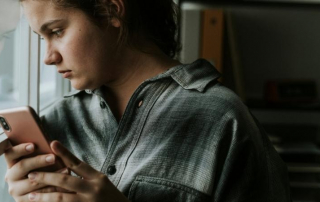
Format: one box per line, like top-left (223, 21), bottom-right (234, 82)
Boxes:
top-left (1, 0), bottom-right (320, 201)
top-left (179, 0), bottom-right (320, 201)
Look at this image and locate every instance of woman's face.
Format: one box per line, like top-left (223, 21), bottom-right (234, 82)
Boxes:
top-left (22, 0), bottom-right (121, 90)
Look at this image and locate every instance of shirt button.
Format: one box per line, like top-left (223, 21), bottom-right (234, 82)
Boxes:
top-left (100, 101), bottom-right (106, 109)
top-left (107, 165), bottom-right (117, 175)
top-left (137, 100), bottom-right (143, 108)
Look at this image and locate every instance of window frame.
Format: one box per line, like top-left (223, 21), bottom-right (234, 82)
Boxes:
top-left (15, 15), bottom-right (71, 115)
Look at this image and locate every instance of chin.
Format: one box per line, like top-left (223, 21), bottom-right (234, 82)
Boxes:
top-left (70, 80), bottom-right (99, 91)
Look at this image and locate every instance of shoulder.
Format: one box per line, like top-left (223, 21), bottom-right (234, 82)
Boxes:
top-left (168, 59), bottom-right (248, 118)
top-left (177, 79), bottom-right (250, 123)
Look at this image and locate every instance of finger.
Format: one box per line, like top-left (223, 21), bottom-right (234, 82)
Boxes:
top-left (4, 143), bottom-right (35, 168)
top-left (15, 188), bottom-right (75, 202)
top-left (51, 141), bottom-right (99, 179)
top-left (7, 178), bottom-right (47, 196)
top-left (6, 154), bottom-right (56, 181)
top-left (36, 186), bottom-right (58, 193)
top-left (28, 171), bottom-right (91, 193)
top-left (0, 138), bottom-right (11, 156)
top-left (8, 168), bottom-right (72, 196)
top-left (36, 168), bottom-right (74, 193)
top-left (36, 186), bottom-right (74, 194)
top-left (28, 192), bottom-right (80, 202)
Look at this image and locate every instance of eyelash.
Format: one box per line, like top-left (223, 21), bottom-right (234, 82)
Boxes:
top-left (52, 30), bottom-right (63, 37)
top-left (40, 30), bottom-right (63, 40)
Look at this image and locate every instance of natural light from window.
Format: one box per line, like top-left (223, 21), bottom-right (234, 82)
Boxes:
top-left (0, 27), bottom-right (22, 110)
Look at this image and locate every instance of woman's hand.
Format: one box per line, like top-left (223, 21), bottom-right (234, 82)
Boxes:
top-left (26, 141), bottom-right (130, 202)
top-left (4, 143), bottom-right (70, 202)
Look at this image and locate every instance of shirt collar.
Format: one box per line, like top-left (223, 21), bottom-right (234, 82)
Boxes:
top-left (64, 90), bottom-right (82, 98)
top-left (148, 59), bottom-right (221, 93)
top-left (64, 88), bottom-right (103, 98)
top-left (170, 59), bottom-right (221, 92)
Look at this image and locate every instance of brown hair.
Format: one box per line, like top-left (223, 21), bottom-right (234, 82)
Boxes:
top-left (32, 0), bottom-right (180, 58)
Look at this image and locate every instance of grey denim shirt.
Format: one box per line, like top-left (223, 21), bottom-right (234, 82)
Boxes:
top-left (41, 59), bottom-right (291, 202)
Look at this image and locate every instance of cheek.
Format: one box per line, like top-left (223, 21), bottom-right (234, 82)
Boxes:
top-left (61, 28), bottom-right (114, 74)
top-left (61, 36), bottom-right (88, 64)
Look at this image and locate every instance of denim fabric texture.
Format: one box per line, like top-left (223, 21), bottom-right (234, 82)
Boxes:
top-left (41, 59), bottom-right (291, 202)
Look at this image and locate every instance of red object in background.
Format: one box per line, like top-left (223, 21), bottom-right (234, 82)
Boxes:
top-left (265, 80), bottom-right (317, 104)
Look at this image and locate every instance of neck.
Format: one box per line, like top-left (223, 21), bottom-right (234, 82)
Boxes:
top-left (103, 45), bottom-right (180, 121)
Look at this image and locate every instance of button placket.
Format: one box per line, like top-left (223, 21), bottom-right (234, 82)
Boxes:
top-left (107, 165), bottom-right (117, 175)
top-left (100, 82), bottom-right (170, 186)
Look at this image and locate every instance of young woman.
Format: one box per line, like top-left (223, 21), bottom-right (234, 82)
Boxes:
top-left (4, 0), bottom-right (291, 201)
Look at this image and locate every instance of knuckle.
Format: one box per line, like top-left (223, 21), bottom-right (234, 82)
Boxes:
top-left (57, 192), bottom-right (64, 202)
top-left (4, 171), bottom-right (9, 182)
top-left (8, 186), bottom-right (15, 195)
top-left (58, 174), bottom-right (69, 184)
top-left (100, 174), bottom-right (110, 184)
top-left (37, 172), bottom-right (44, 181)
top-left (16, 159), bottom-right (26, 170)
top-left (93, 184), bottom-right (104, 195)
top-left (100, 173), bottom-right (108, 180)
top-left (69, 160), bottom-right (83, 170)
top-left (30, 180), bottom-right (39, 187)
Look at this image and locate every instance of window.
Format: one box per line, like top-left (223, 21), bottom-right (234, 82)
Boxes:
top-left (0, 15), bottom-right (70, 112)
top-left (0, 28), bottom-right (20, 110)
top-left (0, 14), bottom-right (70, 201)
top-left (39, 39), bottom-right (71, 112)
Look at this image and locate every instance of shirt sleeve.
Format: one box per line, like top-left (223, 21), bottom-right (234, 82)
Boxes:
top-left (211, 109), bottom-right (291, 202)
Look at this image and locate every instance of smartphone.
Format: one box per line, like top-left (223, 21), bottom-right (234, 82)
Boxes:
top-left (0, 106), bottom-right (65, 172)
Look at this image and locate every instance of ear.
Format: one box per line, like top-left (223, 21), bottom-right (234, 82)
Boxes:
top-left (110, 17), bottom-right (121, 28)
top-left (108, 0), bottom-right (125, 28)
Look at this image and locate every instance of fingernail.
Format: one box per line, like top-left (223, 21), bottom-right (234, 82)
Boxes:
top-left (26, 144), bottom-right (34, 152)
top-left (28, 173), bottom-right (37, 180)
top-left (45, 155), bottom-right (55, 163)
top-left (29, 193), bottom-right (36, 201)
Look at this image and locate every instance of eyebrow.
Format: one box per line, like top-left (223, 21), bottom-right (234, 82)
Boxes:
top-left (34, 19), bottom-right (64, 34)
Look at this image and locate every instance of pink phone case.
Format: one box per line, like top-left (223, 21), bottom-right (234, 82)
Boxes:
top-left (0, 106), bottom-right (65, 172)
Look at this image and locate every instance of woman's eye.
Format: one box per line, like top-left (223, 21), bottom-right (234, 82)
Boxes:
top-left (52, 29), bottom-right (63, 37)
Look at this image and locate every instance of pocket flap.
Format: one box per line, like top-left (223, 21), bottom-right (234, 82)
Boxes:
top-left (128, 176), bottom-right (210, 202)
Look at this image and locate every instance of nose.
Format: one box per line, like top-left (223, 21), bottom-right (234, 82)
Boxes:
top-left (43, 45), bottom-right (62, 65)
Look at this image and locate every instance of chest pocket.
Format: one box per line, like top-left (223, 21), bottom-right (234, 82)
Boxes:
top-left (128, 176), bottom-right (211, 202)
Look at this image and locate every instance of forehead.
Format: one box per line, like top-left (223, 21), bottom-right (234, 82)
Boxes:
top-left (22, 0), bottom-right (69, 30)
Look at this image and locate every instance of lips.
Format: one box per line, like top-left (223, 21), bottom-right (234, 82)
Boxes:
top-left (58, 70), bottom-right (72, 78)
top-left (58, 69), bottom-right (71, 73)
